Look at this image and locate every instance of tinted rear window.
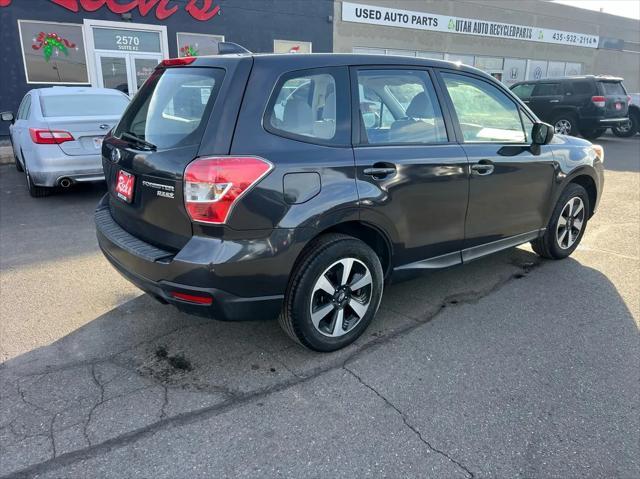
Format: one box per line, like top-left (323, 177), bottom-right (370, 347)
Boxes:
top-left (41, 94), bottom-right (129, 117)
top-left (599, 81), bottom-right (625, 96)
top-left (114, 67), bottom-right (224, 150)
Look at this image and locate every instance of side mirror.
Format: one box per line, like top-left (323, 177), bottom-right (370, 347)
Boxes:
top-left (1, 111), bottom-right (14, 123)
top-left (532, 122), bottom-right (554, 145)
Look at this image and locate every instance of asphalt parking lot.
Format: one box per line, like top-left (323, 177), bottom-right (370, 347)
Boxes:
top-left (0, 134), bottom-right (638, 478)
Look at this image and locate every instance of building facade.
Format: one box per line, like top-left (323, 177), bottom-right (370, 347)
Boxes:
top-left (334, 0), bottom-right (640, 90)
top-left (1, 0), bottom-right (639, 137)
top-left (0, 0), bottom-right (333, 136)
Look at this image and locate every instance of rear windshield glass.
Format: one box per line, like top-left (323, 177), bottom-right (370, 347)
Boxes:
top-left (599, 81), bottom-right (625, 96)
top-left (41, 94), bottom-right (129, 117)
top-left (114, 67), bottom-right (224, 150)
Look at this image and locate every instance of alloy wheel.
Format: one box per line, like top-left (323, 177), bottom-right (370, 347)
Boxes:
top-left (556, 197), bottom-right (585, 249)
top-left (554, 119), bottom-right (572, 135)
top-left (309, 258), bottom-right (373, 337)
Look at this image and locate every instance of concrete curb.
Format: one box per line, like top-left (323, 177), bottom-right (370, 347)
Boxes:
top-left (0, 146), bottom-right (14, 165)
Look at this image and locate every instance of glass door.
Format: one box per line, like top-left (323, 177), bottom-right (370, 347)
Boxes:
top-left (131, 54), bottom-right (162, 94)
top-left (96, 52), bottom-right (133, 96)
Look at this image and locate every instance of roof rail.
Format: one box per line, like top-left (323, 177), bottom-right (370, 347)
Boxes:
top-left (217, 42), bottom-right (251, 55)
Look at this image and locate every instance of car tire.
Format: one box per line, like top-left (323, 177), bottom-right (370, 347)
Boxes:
top-left (552, 112), bottom-right (578, 136)
top-left (612, 111), bottom-right (639, 138)
top-left (25, 166), bottom-right (52, 198)
top-left (15, 154), bottom-right (24, 172)
top-left (279, 233), bottom-right (384, 352)
top-left (531, 183), bottom-right (590, 260)
top-left (580, 128), bottom-right (606, 140)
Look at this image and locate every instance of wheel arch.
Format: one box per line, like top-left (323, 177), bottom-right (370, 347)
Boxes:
top-left (568, 174), bottom-right (598, 218)
top-left (294, 221), bottom-right (393, 280)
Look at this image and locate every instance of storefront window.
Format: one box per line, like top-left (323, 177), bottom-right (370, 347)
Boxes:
top-left (274, 40), bottom-right (312, 54)
top-left (18, 20), bottom-right (88, 84)
top-left (176, 33), bottom-right (224, 57)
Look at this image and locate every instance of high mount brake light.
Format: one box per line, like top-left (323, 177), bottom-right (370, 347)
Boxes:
top-left (184, 156), bottom-right (273, 225)
top-left (591, 96), bottom-right (606, 108)
top-left (29, 128), bottom-right (74, 145)
top-left (158, 57), bottom-right (196, 68)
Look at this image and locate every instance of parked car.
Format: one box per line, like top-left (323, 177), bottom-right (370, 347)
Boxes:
top-left (510, 75), bottom-right (629, 139)
top-left (96, 53), bottom-right (604, 351)
top-left (612, 93), bottom-right (640, 137)
top-left (1, 87), bottom-right (129, 197)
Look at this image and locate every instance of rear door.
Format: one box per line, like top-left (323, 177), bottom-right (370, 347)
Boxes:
top-left (597, 80), bottom-right (629, 118)
top-left (103, 58), bottom-right (252, 250)
top-left (437, 70), bottom-right (556, 257)
top-left (351, 67), bottom-right (469, 267)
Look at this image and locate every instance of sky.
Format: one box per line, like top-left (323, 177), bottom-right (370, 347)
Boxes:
top-left (552, 0), bottom-right (640, 20)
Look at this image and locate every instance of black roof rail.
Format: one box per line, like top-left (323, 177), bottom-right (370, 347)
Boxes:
top-left (217, 42), bottom-right (251, 55)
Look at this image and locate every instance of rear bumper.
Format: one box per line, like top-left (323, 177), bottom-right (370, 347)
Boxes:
top-left (28, 145), bottom-right (104, 187)
top-left (95, 194), bottom-right (293, 321)
top-left (580, 117), bottom-right (628, 129)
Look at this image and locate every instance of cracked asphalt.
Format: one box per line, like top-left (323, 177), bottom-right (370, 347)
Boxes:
top-left (1, 134), bottom-right (638, 478)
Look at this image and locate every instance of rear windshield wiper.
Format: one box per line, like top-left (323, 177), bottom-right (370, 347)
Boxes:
top-left (120, 132), bottom-right (157, 151)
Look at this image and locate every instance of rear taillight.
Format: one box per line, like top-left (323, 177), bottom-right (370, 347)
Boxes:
top-left (29, 128), bottom-right (74, 145)
top-left (591, 96), bottom-right (606, 108)
top-left (158, 57), bottom-right (196, 68)
top-left (627, 95), bottom-right (632, 104)
top-left (184, 156), bottom-right (273, 224)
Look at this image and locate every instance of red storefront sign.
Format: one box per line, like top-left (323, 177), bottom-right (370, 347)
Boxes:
top-left (0, 0), bottom-right (221, 21)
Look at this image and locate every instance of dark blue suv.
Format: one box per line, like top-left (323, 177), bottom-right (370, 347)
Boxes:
top-left (96, 53), bottom-right (604, 351)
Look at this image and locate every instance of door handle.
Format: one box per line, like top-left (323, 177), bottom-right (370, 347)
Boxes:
top-left (471, 161), bottom-right (494, 176)
top-left (363, 165), bottom-right (397, 178)
top-left (549, 99), bottom-right (560, 103)
top-left (523, 100), bottom-right (530, 103)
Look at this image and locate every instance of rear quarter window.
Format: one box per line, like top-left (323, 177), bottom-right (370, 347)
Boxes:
top-left (264, 67), bottom-right (350, 146)
top-left (115, 67), bottom-right (224, 150)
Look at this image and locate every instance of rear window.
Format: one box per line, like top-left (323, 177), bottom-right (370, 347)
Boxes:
top-left (114, 67), bottom-right (224, 150)
top-left (40, 94), bottom-right (129, 117)
top-left (572, 81), bottom-right (594, 95)
top-left (599, 81), bottom-right (625, 96)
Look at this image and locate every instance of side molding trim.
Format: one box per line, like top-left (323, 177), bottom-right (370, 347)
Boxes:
top-left (461, 229), bottom-right (544, 263)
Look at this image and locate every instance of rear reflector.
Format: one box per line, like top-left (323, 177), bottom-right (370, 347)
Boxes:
top-left (184, 156), bottom-right (273, 224)
top-left (591, 96), bottom-right (606, 108)
top-left (29, 128), bottom-right (74, 145)
top-left (170, 292), bottom-right (213, 305)
top-left (158, 57), bottom-right (196, 68)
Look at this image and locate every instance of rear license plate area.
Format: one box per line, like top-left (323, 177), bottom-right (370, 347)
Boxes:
top-left (116, 169), bottom-right (135, 203)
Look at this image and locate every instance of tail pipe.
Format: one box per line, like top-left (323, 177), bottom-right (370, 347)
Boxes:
top-left (59, 177), bottom-right (72, 188)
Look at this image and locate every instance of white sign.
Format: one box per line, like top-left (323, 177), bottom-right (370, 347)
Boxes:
top-left (342, 2), bottom-right (599, 49)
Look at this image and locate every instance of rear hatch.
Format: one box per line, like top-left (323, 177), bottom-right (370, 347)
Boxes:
top-left (597, 80), bottom-right (629, 118)
top-left (39, 93), bottom-right (129, 156)
top-left (103, 57), bottom-right (252, 251)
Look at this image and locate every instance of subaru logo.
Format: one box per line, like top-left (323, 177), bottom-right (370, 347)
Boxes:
top-left (111, 148), bottom-right (121, 163)
top-left (99, 124), bottom-right (110, 130)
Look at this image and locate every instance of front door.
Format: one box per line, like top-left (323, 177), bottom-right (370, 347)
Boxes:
top-left (352, 67), bottom-right (469, 268)
top-left (438, 71), bottom-right (556, 259)
top-left (529, 81), bottom-right (563, 123)
top-left (96, 52), bottom-right (162, 96)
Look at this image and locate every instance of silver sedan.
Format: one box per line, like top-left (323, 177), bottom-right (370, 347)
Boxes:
top-left (1, 87), bottom-right (129, 197)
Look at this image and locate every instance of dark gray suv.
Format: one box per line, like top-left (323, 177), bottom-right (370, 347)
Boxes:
top-left (96, 53), bottom-right (604, 351)
top-left (510, 75), bottom-right (629, 139)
